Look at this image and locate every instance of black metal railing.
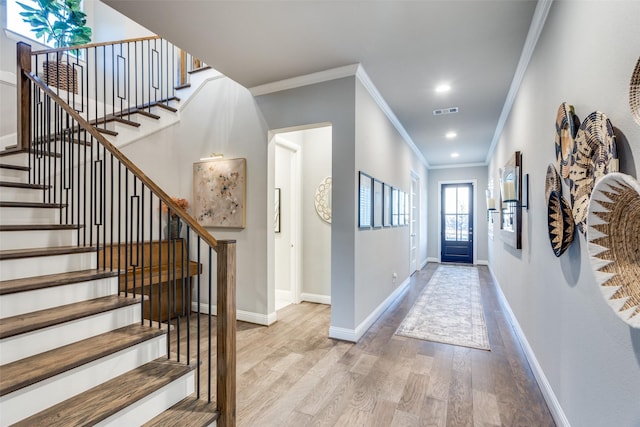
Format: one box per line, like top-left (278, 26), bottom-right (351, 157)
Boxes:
top-left (16, 41), bottom-right (235, 426)
top-left (28, 36), bottom-right (204, 137)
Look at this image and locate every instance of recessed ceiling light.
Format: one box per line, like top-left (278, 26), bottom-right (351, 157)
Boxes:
top-left (445, 131), bottom-right (457, 139)
top-left (451, 152), bottom-right (459, 158)
top-left (435, 83), bottom-right (451, 93)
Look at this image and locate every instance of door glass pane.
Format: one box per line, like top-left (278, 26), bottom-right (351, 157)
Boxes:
top-left (445, 187), bottom-right (457, 214)
top-left (458, 214), bottom-right (469, 241)
top-left (445, 214), bottom-right (457, 240)
top-left (458, 187), bottom-right (469, 214)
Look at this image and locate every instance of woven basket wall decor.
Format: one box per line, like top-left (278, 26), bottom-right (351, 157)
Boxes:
top-left (630, 56), bottom-right (640, 126)
top-left (43, 61), bottom-right (78, 94)
top-left (554, 102), bottom-right (580, 179)
top-left (547, 190), bottom-right (574, 257)
top-left (545, 163), bottom-right (562, 202)
top-left (569, 111), bottom-right (618, 234)
top-left (588, 173), bottom-right (640, 328)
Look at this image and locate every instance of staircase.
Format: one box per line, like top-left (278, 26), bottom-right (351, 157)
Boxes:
top-left (0, 39), bottom-right (236, 426)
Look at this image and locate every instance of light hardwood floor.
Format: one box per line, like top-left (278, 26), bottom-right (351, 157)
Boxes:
top-left (176, 263), bottom-right (555, 426)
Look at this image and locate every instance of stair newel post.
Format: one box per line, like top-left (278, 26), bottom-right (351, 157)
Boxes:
top-left (16, 42), bottom-right (32, 151)
top-left (216, 240), bottom-right (236, 427)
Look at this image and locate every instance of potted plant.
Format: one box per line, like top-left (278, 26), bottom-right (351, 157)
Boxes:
top-left (161, 197), bottom-right (190, 239)
top-left (17, 0), bottom-right (92, 92)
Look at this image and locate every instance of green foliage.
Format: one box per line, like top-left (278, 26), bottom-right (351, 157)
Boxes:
top-left (17, 0), bottom-right (92, 48)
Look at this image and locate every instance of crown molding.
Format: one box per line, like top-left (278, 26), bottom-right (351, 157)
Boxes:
top-left (429, 162), bottom-right (488, 170)
top-left (248, 64), bottom-right (359, 96)
top-left (248, 63), bottom-right (429, 168)
top-left (485, 0), bottom-right (554, 164)
top-left (354, 65), bottom-right (429, 168)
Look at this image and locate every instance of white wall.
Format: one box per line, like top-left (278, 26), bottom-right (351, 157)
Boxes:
top-left (300, 126), bottom-right (332, 299)
top-left (354, 78), bottom-right (429, 327)
top-left (121, 77), bottom-right (270, 319)
top-left (427, 166), bottom-right (488, 263)
top-left (488, 2), bottom-right (640, 426)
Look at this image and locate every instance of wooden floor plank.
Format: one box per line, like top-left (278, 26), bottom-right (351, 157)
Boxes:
top-left (169, 264), bottom-right (555, 427)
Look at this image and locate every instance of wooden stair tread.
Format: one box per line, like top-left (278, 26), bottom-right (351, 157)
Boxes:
top-left (143, 396), bottom-right (219, 427)
top-left (0, 164), bottom-right (29, 171)
top-left (0, 268), bottom-right (118, 295)
top-left (0, 323), bottom-right (165, 396)
top-left (12, 358), bottom-right (194, 427)
top-left (174, 83), bottom-right (191, 91)
top-left (133, 109), bottom-right (161, 120)
top-left (155, 102), bottom-right (178, 113)
top-left (0, 201), bottom-right (65, 208)
top-left (0, 245), bottom-right (95, 261)
top-left (0, 181), bottom-right (48, 190)
top-left (0, 294), bottom-right (141, 339)
top-left (188, 65), bottom-right (212, 75)
top-left (0, 224), bottom-right (80, 232)
top-left (94, 126), bottom-right (119, 136)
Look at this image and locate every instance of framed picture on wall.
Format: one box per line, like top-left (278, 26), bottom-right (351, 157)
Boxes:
top-left (359, 171), bottom-right (373, 228)
top-left (391, 187), bottom-right (399, 226)
top-left (373, 179), bottom-right (383, 228)
top-left (274, 188), bottom-right (281, 233)
top-left (399, 191), bottom-right (405, 226)
top-left (193, 157), bottom-right (246, 228)
top-left (383, 183), bottom-right (392, 227)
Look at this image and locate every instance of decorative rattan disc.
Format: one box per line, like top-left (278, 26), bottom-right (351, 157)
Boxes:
top-left (314, 176), bottom-right (332, 224)
top-left (554, 102), bottom-right (580, 179)
top-left (630, 56), bottom-right (640, 126)
top-left (547, 190), bottom-right (575, 257)
top-left (545, 163), bottom-right (562, 203)
top-left (569, 112), bottom-right (618, 234)
top-left (587, 173), bottom-right (640, 328)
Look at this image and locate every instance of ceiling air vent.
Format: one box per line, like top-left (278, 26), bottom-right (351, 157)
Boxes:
top-left (433, 107), bottom-right (459, 116)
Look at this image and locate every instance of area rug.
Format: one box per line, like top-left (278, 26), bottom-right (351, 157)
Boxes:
top-left (395, 265), bottom-right (490, 351)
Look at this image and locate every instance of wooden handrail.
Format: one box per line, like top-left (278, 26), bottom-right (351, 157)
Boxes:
top-left (31, 35), bottom-right (161, 55)
top-left (21, 65), bottom-right (218, 251)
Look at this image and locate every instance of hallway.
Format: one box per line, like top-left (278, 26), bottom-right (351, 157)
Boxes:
top-left (185, 263), bottom-right (554, 426)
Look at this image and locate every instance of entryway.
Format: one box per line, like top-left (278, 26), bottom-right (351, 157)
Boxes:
top-left (268, 124), bottom-right (332, 316)
top-left (440, 182), bottom-right (474, 264)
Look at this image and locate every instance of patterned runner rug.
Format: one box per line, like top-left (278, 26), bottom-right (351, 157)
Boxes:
top-left (395, 265), bottom-right (490, 350)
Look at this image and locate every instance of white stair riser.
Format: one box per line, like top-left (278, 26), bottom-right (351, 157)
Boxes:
top-left (0, 153), bottom-right (29, 168)
top-left (0, 168), bottom-right (28, 183)
top-left (0, 187), bottom-right (43, 203)
top-left (0, 277), bottom-right (118, 319)
top-left (98, 370), bottom-right (195, 427)
top-left (0, 334), bottom-right (167, 427)
top-left (0, 228), bottom-right (78, 251)
top-left (0, 304), bottom-right (141, 365)
top-left (0, 252), bottom-right (96, 281)
top-left (0, 206), bottom-right (60, 225)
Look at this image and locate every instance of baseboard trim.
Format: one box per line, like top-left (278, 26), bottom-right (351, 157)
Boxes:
top-left (487, 265), bottom-right (571, 427)
top-left (300, 293), bottom-right (331, 305)
top-left (329, 277), bottom-right (411, 343)
top-left (427, 257), bottom-right (440, 263)
top-left (420, 258), bottom-right (429, 269)
top-left (192, 302), bottom-right (276, 326)
top-left (477, 259), bottom-right (489, 266)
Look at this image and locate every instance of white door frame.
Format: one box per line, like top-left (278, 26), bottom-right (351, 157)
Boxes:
top-left (437, 179), bottom-right (478, 265)
top-left (275, 136), bottom-right (302, 306)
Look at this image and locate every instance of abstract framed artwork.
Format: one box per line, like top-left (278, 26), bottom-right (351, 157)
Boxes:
top-left (193, 157), bottom-right (247, 228)
top-left (359, 171), bottom-right (373, 229)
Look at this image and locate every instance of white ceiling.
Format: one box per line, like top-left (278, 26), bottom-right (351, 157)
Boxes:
top-left (104, 0), bottom-right (539, 168)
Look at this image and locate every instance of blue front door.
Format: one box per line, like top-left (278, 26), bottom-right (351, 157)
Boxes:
top-left (441, 183), bottom-right (473, 264)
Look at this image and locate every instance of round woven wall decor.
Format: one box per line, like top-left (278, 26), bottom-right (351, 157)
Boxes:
top-left (545, 163), bottom-right (562, 203)
top-left (547, 190), bottom-right (575, 257)
top-left (587, 173), bottom-right (640, 328)
top-left (554, 102), bottom-right (580, 179)
top-left (630, 56), bottom-right (640, 126)
top-left (314, 176), bottom-right (332, 224)
top-left (569, 112), bottom-right (618, 234)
